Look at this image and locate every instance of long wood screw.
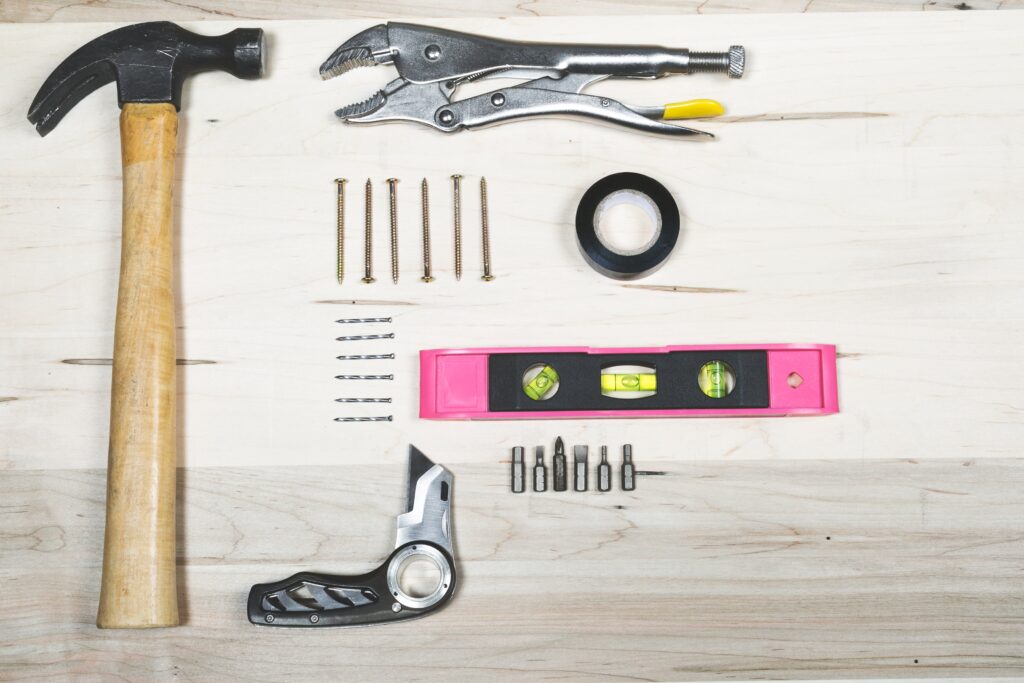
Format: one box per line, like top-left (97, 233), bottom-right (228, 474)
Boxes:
top-left (480, 176), bottom-right (495, 281)
top-left (334, 178), bottom-right (346, 284)
top-left (420, 179), bottom-right (434, 282)
top-left (386, 178), bottom-right (399, 284)
top-left (362, 179), bottom-right (375, 283)
top-left (451, 174), bottom-right (463, 281)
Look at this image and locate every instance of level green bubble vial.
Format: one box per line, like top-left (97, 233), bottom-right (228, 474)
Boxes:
top-left (523, 364), bottom-right (560, 400)
top-left (698, 360), bottom-right (735, 398)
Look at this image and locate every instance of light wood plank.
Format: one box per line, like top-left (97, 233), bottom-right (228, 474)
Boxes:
top-left (1, 459), bottom-right (1021, 680)
top-left (2, 0), bottom-right (1023, 23)
top-left (2, 12), bottom-right (1023, 472)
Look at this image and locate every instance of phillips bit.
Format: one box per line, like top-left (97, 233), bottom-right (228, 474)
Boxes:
top-left (622, 444), bottom-right (636, 491)
top-left (533, 446), bottom-right (547, 492)
top-left (573, 445), bottom-right (588, 492)
top-left (598, 446), bottom-right (611, 492)
top-left (553, 437), bottom-right (567, 491)
top-left (511, 446), bottom-right (525, 493)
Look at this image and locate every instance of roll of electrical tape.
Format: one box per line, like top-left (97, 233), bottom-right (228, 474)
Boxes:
top-left (575, 172), bottom-right (680, 280)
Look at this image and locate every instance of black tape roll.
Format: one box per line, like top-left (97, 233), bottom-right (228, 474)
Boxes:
top-left (575, 172), bottom-right (680, 280)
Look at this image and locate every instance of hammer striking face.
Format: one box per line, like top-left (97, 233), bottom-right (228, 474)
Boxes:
top-left (28, 21), bottom-right (264, 136)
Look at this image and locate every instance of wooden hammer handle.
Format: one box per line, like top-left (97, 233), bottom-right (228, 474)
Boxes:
top-left (97, 103), bottom-right (179, 628)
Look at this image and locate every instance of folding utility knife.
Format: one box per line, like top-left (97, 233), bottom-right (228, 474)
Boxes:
top-left (247, 446), bottom-right (456, 627)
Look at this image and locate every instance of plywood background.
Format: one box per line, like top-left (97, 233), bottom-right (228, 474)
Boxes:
top-left (1, 6), bottom-right (1022, 682)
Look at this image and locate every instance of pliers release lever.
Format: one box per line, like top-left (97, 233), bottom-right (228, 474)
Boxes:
top-left (321, 22), bottom-right (745, 138)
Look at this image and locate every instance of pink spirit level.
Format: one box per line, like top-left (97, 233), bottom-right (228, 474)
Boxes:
top-left (419, 344), bottom-right (838, 420)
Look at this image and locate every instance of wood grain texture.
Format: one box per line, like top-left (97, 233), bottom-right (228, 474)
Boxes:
top-left (2, 0), bottom-right (1024, 22)
top-left (1, 9), bottom-right (1023, 683)
top-left (96, 103), bottom-right (180, 629)
top-left (1, 459), bottom-right (1022, 680)
top-left (2, 12), bottom-right (1022, 472)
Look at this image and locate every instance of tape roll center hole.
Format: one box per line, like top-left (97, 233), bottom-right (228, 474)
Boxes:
top-left (397, 556), bottom-right (443, 599)
top-left (594, 190), bottom-right (662, 256)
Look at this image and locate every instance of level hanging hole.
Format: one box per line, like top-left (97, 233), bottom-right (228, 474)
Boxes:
top-left (787, 372), bottom-right (803, 388)
top-left (697, 360), bottom-right (735, 398)
top-left (522, 363), bottom-right (560, 401)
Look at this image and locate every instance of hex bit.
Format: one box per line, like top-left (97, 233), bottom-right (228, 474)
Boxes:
top-left (573, 445), bottom-right (588, 492)
top-left (511, 446), bottom-right (525, 493)
top-left (621, 444), bottom-right (636, 491)
top-left (533, 446), bottom-right (547, 492)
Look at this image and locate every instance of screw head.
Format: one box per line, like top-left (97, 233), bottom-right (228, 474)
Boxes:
top-left (391, 602), bottom-right (402, 613)
top-left (421, 275), bottom-right (435, 283)
top-left (424, 44), bottom-right (441, 61)
top-left (438, 110), bottom-right (455, 125)
top-left (309, 614), bottom-right (320, 624)
top-left (490, 92), bottom-right (506, 107)
top-left (361, 277), bottom-right (376, 284)
top-left (334, 177), bottom-right (347, 185)
top-left (386, 177), bottom-right (399, 185)
top-left (482, 274), bottom-right (496, 281)
top-left (450, 173), bottom-right (463, 180)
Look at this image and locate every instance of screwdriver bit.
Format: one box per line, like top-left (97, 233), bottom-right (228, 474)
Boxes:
top-left (622, 444), bottom-right (636, 491)
top-left (511, 446), bottom-right (525, 493)
top-left (553, 437), bottom-right (567, 491)
top-left (573, 445), bottom-right (588, 492)
top-left (598, 445), bottom-right (611, 492)
top-left (533, 446), bottom-right (547, 492)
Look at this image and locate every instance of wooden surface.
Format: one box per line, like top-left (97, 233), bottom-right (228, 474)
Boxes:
top-left (1, 8), bottom-right (1023, 682)
top-left (3, 0), bottom-right (1024, 22)
top-left (97, 103), bottom-right (180, 629)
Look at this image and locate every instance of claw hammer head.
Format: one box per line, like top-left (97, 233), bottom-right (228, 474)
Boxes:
top-left (28, 21), bottom-right (265, 136)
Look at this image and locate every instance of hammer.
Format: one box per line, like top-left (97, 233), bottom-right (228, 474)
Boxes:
top-left (28, 22), bottom-right (265, 628)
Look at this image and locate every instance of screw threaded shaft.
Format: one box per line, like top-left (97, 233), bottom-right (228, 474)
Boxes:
top-left (689, 45), bottom-right (744, 78)
top-left (335, 178), bottom-right (346, 284)
top-left (362, 179), bottom-right (375, 283)
top-left (420, 179), bottom-right (434, 282)
top-left (480, 177), bottom-right (494, 281)
top-left (387, 179), bottom-right (399, 284)
top-left (451, 174), bottom-right (463, 281)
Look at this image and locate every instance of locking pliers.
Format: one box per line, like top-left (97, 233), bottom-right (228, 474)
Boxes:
top-left (320, 23), bottom-right (744, 139)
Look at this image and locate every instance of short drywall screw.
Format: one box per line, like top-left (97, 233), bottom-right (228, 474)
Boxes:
top-left (336, 353), bottom-right (395, 360)
top-left (336, 333), bottom-right (395, 341)
top-left (451, 174), bottom-right (463, 281)
top-left (334, 178), bottom-right (346, 284)
top-left (362, 179), bottom-right (375, 283)
top-left (334, 374), bottom-right (394, 380)
top-left (335, 317), bottom-right (392, 324)
top-left (420, 179), bottom-right (434, 282)
top-left (386, 178), bottom-right (400, 284)
top-left (334, 416), bottom-right (393, 422)
top-left (334, 397), bottom-right (392, 403)
top-left (480, 177), bottom-right (495, 281)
